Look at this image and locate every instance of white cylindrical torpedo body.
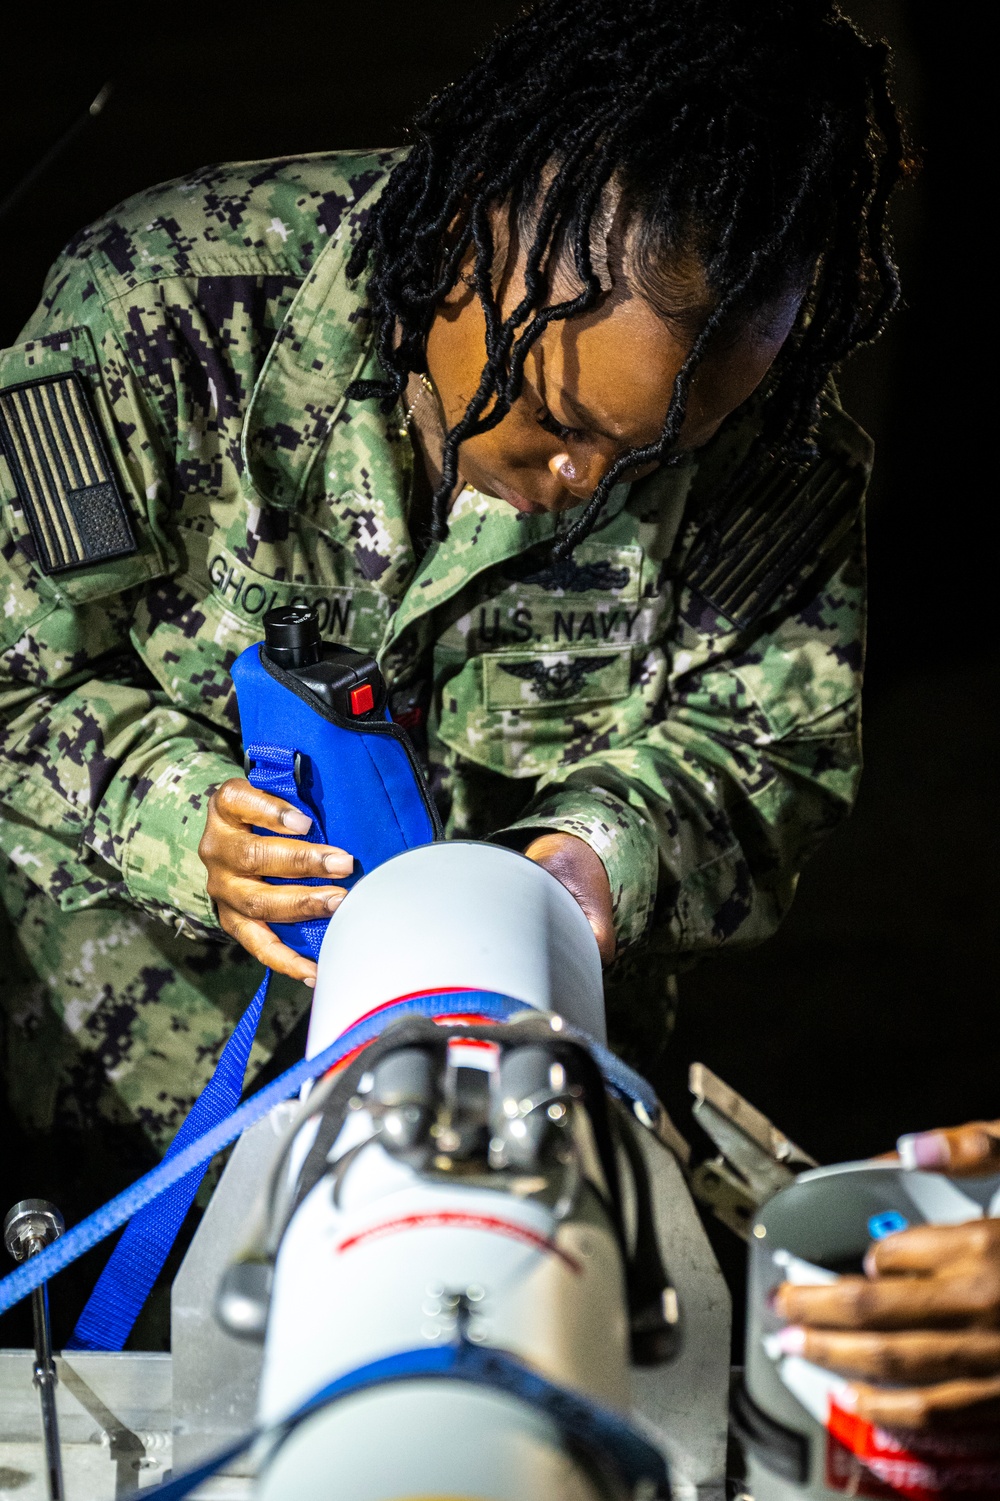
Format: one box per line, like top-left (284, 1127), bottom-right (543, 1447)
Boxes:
top-left (305, 839), bottom-right (608, 1050)
top-left (254, 842), bottom-right (632, 1501)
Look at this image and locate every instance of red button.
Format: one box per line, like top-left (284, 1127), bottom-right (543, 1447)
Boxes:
top-left (350, 682), bottom-right (375, 716)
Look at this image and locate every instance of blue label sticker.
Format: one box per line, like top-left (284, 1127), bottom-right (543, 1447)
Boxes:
top-left (868, 1210), bottom-right (909, 1240)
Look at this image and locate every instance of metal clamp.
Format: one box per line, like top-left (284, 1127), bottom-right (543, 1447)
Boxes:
top-left (687, 1065), bottom-right (816, 1239)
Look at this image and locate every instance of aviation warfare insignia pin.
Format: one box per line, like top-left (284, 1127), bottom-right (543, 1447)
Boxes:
top-left (498, 655), bottom-right (613, 702)
top-left (516, 556), bottom-right (632, 593)
top-left (0, 373), bottom-right (138, 574)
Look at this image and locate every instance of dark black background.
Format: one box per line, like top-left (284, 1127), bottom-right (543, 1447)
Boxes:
top-left (0, 3), bottom-right (994, 1337)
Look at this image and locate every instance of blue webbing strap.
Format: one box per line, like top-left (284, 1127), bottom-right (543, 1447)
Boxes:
top-left (0, 990), bottom-right (659, 1327)
top-left (0, 992), bottom-right (527, 1322)
top-left (241, 740), bottom-right (333, 957)
top-left (127, 1337), bottom-right (671, 1501)
top-left (66, 970), bottom-right (273, 1351)
top-left (68, 743), bottom-right (315, 1352)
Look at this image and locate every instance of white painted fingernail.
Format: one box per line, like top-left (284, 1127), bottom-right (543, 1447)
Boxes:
top-left (897, 1130), bottom-right (949, 1170)
top-left (837, 1385), bottom-right (859, 1411)
top-left (774, 1326), bottom-right (807, 1356)
top-left (281, 809), bottom-right (312, 834)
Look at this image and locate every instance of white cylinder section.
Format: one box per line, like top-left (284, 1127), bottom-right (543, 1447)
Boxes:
top-left (255, 1384), bottom-right (618, 1501)
top-left (259, 1167), bottom-right (630, 1426)
top-left (307, 841), bottom-right (605, 1054)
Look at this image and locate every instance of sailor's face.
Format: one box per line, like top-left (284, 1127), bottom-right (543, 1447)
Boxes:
top-left (425, 251), bottom-right (802, 516)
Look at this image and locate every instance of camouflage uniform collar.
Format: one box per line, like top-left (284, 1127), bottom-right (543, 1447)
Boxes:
top-left (382, 481), bottom-right (632, 651)
top-left (241, 172), bottom-right (391, 511)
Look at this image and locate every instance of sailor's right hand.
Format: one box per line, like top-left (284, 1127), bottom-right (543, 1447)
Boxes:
top-left (198, 777), bottom-right (353, 985)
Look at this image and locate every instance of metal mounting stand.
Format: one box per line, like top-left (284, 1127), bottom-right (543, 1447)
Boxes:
top-left (4, 1199), bottom-right (66, 1501)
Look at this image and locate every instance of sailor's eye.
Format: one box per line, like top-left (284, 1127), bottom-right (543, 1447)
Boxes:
top-left (537, 407), bottom-right (587, 444)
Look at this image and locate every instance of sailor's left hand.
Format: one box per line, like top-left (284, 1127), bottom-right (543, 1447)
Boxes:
top-left (523, 833), bottom-right (616, 965)
top-left (774, 1118), bottom-right (1000, 1430)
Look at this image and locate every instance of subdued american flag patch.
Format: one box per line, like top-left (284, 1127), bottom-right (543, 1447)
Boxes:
top-left (686, 453), bottom-right (864, 630)
top-left (0, 373), bottom-right (137, 573)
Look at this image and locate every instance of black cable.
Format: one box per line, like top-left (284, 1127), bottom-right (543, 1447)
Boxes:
top-left (0, 84), bottom-right (113, 225)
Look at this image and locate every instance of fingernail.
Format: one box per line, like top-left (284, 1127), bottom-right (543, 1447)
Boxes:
top-left (302, 974), bottom-right (316, 989)
top-left (323, 853), bottom-right (352, 875)
top-left (863, 1248), bottom-right (879, 1278)
top-left (281, 809), bottom-right (312, 835)
top-left (897, 1130), bottom-right (949, 1170)
top-left (766, 1287), bottom-right (782, 1313)
top-left (837, 1385), bottom-right (859, 1412)
top-left (774, 1326), bottom-right (806, 1356)
top-left (325, 892), bottom-right (345, 912)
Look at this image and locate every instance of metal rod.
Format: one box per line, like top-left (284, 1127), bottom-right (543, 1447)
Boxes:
top-left (4, 1201), bottom-right (66, 1501)
top-left (31, 1280), bottom-right (65, 1500)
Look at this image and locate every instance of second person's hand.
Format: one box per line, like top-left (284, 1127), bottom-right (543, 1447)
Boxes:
top-left (774, 1118), bottom-right (1000, 1430)
top-left (198, 777), bottom-right (354, 985)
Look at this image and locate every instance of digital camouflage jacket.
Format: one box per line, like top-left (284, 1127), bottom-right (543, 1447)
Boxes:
top-left (0, 150), bottom-right (870, 973)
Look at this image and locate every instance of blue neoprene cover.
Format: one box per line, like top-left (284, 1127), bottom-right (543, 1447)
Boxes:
top-left (231, 643), bottom-right (440, 956)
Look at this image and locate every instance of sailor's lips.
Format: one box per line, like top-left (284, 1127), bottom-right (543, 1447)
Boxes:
top-left (481, 474), bottom-right (551, 515)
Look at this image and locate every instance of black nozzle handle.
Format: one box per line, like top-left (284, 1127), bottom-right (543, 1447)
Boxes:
top-left (263, 606), bottom-right (321, 669)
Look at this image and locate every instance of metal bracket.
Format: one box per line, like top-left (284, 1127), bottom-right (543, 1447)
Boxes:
top-left (687, 1064), bottom-right (817, 1240)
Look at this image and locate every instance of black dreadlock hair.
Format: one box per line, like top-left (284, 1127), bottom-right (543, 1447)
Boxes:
top-left (346, 0), bottom-right (909, 554)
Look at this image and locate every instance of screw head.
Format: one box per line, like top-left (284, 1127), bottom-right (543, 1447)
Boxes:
top-left (4, 1200), bottom-right (64, 1261)
top-left (214, 1260), bottom-right (272, 1341)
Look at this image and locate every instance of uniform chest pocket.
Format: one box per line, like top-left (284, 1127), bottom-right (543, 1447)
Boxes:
top-left (436, 644), bottom-right (645, 779)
